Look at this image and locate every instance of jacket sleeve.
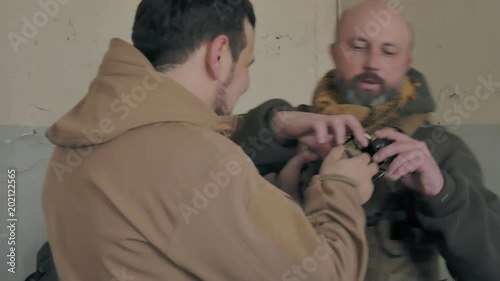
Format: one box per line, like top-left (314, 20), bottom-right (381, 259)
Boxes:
top-left (415, 129), bottom-right (500, 281)
top-left (168, 150), bottom-right (368, 281)
top-left (229, 99), bottom-right (307, 175)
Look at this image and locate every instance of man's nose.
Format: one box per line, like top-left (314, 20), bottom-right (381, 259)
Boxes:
top-left (363, 49), bottom-right (381, 72)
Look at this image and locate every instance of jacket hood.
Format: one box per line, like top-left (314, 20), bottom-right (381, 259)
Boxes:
top-left (46, 38), bottom-right (222, 148)
top-left (398, 68), bottom-right (436, 114)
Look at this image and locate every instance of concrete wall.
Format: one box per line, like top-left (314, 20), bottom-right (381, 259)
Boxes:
top-left (1, 0), bottom-right (499, 280)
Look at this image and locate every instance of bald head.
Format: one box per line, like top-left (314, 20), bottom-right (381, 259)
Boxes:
top-left (335, 0), bottom-right (414, 54)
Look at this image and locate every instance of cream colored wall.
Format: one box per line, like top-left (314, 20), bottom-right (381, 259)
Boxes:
top-left (3, 0), bottom-right (499, 126)
top-left (405, 0), bottom-right (500, 125)
top-left (3, 0), bottom-right (500, 127)
top-left (1, 0), bottom-right (337, 126)
top-left (2, 0), bottom-right (139, 126)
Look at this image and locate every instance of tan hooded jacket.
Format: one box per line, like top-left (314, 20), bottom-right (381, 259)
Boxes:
top-left (42, 38), bottom-right (369, 281)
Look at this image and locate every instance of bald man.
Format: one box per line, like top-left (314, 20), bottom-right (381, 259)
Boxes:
top-left (234, 1), bottom-right (500, 281)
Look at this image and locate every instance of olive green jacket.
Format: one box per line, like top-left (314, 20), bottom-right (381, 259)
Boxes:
top-left (231, 69), bottom-right (500, 281)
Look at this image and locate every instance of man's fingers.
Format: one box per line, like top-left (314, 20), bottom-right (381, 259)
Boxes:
top-left (313, 122), bottom-right (329, 144)
top-left (373, 141), bottom-right (417, 163)
top-left (278, 151), bottom-right (317, 195)
top-left (354, 153), bottom-right (372, 165)
top-left (385, 151), bottom-right (424, 180)
top-left (369, 163), bottom-right (380, 177)
top-left (303, 150), bottom-right (320, 161)
top-left (299, 134), bottom-right (333, 158)
top-left (317, 115), bottom-right (367, 147)
top-left (343, 115), bottom-right (368, 147)
top-left (263, 173), bottom-right (278, 184)
top-left (387, 164), bottom-right (415, 182)
top-left (286, 150), bottom-right (317, 170)
top-left (374, 128), bottom-right (413, 142)
top-left (325, 145), bottom-right (346, 162)
top-left (327, 118), bottom-right (346, 146)
top-left (281, 150), bottom-right (319, 176)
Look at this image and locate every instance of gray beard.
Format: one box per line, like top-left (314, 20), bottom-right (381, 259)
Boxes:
top-left (345, 88), bottom-right (397, 106)
top-left (336, 76), bottom-right (400, 107)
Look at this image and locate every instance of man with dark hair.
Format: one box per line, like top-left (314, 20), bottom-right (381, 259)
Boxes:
top-left (237, 1), bottom-right (500, 281)
top-left (132, 0), bottom-right (256, 72)
top-left (42, 1), bottom-right (380, 281)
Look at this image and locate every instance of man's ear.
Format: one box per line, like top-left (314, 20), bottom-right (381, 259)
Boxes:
top-left (206, 35), bottom-right (230, 81)
top-left (330, 43), bottom-right (337, 63)
top-left (331, 41), bottom-right (355, 66)
top-left (330, 42), bottom-right (347, 66)
top-left (405, 56), bottom-right (413, 72)
top-left (330, 43), bottom-right (341, 66)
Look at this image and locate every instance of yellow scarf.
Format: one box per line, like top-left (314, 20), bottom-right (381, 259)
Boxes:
top-left (309, 69), bottom-right (431, 136)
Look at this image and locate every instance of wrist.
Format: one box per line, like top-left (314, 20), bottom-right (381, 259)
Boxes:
top-left (416, 171), bottom-right (456, 217)
top-left (422, 169), bottom-right (445, 197)
top-left (268, 111), bottom-right (298, 147)
top-left (271, 112), bottom-right (290, 136)
top-left (424, 183), bottom-right (444, 197)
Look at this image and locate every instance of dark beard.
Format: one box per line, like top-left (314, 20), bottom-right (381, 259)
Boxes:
top-left (336, 72), bottom-right (400, 106)
top-left (214, 64), bottom-right (236, 116)
top-left (214, 90), bottom-right (228, 116)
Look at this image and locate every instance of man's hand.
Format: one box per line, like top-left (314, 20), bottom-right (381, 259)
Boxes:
top-left (271, 111), bottom-right (368, 157)
top-left (320, 146), bottom-right (379, 204)
top-left (372, 129), bottom-right (444, 197)
top-left (274, 150), bottom-right (319, 203)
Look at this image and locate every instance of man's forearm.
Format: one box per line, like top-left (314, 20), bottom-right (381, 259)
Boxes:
top-left (416, 149), bottom-right (500, 281)
top-left (229, 99), bottom-right (300, 175)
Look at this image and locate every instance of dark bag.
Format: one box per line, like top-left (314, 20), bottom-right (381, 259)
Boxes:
top-left (24, 242), bottom-right (59, 281)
